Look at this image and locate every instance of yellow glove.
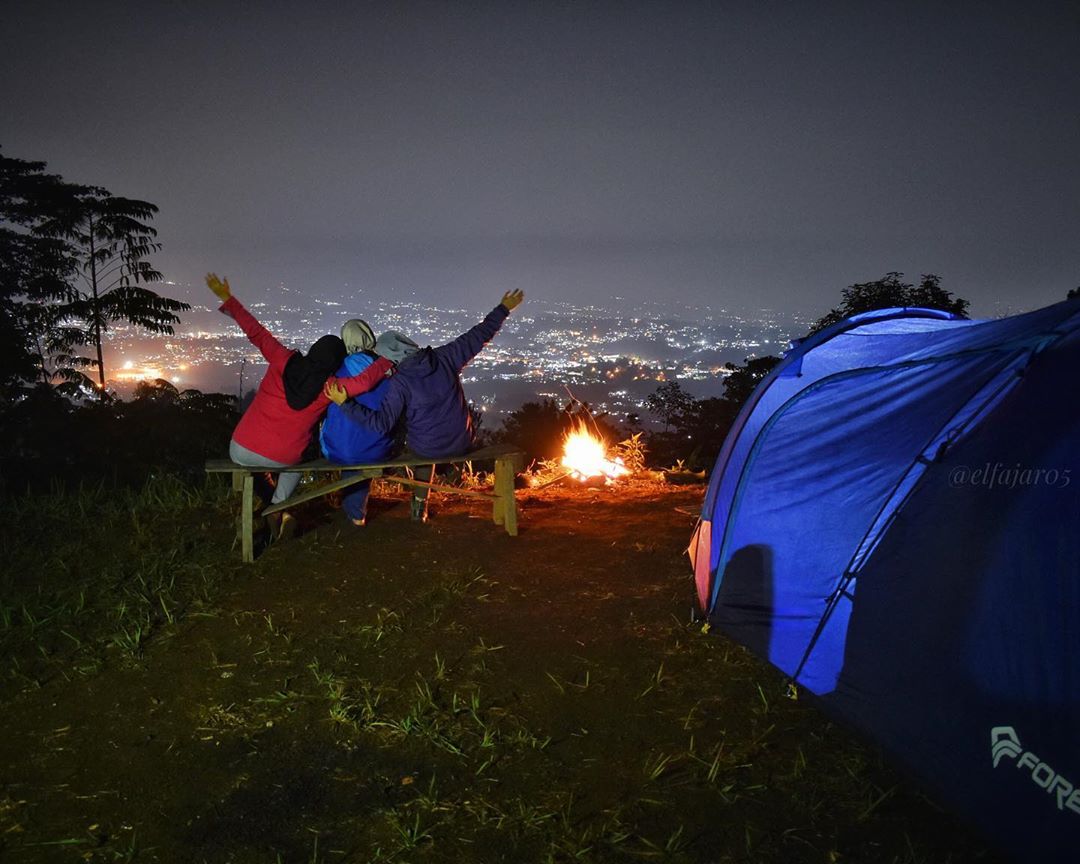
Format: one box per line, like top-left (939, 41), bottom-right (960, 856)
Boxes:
top-left (500, 289), bottom-right (524, 311)
top-left (324, 380), bottom-right (348, 405)
top-left (206, 273), bottom-right (232, 302)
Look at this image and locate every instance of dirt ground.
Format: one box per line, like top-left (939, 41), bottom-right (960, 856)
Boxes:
top-left (0, 481), bottom-right (1001, 863)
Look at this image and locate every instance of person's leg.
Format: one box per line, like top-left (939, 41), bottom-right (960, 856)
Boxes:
top-left (410, 464), bottom-right (436, 521)
top-left (271, 472), bottom-right (301, 504)
top-left (229, 439), bottom-right (297, 505)
top-left (342, 475), bottom-right (371, 525)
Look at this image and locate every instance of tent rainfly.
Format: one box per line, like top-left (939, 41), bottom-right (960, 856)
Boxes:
top-left (691, 297), bottom-right (1080, 861)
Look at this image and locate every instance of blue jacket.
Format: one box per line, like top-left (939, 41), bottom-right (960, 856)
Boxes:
top-left (320, 353), bottom-right (394, 463)
top-left (340, 304), bottom-right (509, 459)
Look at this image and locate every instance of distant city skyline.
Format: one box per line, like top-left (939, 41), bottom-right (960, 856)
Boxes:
top-left (3, 2), bottom-right (1078, 319)
top-left (103, 292), bottom-right (808, 423)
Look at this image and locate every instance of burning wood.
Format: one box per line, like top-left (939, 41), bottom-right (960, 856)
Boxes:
top-left (560, 421), bottom-right (629, 483)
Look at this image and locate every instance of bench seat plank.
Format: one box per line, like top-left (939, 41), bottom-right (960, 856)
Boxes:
top-left (207, 444), bottom-right (523, 561)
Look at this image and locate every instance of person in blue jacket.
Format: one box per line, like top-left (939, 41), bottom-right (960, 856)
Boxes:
top-left (320, 318), bottom-right (395, 525)
top-left (325, 290), bottom-right (525, 519)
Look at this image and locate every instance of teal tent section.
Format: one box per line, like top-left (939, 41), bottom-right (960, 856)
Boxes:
top-left (690, 297), bottom-right (1080, 860)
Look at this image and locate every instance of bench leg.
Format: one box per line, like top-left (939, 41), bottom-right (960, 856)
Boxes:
top-left (241, 473), bottom-right (254, 563)
top-left (232, 470), bottom-right (245, 492)
top-left (493, 457), bottom-right (518, 536)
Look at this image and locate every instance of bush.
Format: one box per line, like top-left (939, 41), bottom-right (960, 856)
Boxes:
top-left (0, 384), bottom-right (237, 494)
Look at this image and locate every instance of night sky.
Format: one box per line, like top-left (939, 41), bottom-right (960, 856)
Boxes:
top-left (2, 0), bottom-right (1078, 316)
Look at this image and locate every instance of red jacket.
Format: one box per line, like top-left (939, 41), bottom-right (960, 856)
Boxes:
top-left (222, 296), bottom-right (392, 463)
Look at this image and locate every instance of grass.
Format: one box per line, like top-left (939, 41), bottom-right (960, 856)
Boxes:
top-left (0, 475), bottom-right (235, 694)
top-left (0, 481), bottom-right (998, 863)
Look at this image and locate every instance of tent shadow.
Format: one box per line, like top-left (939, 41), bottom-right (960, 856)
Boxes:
top-left (712, 544), bottom-right (775, 660)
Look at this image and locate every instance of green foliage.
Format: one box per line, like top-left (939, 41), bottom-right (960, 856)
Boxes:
top-left (810, 272), bottom-right (968, 335)
top-left (0, 474), bottom-right (232, 693)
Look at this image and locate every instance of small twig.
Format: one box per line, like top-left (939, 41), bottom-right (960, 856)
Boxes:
top-left (532, 470), bottom-right (574, 490)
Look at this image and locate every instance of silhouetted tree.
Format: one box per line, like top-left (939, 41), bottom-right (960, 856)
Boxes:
top-left (38, 189), bottom-right (189, 390)
top-left (497, 398), bottom-right (620, 464)
top-left (1068, 286), bottom-right (1079, 300)
top-left (720, 355), bottom-right (782, 407)
top-left (0, 150), bottom-right (89, 396)
top-left (810, 272), bottom-right (967, 335)
top-left (2, 149), bottom-right (190, 395)
top-left (497, 399), bottom-right (568, 461)
top-left (645, 380), bottom-right (695, 431)
top-left (133, 377), bottom-right (181, 403)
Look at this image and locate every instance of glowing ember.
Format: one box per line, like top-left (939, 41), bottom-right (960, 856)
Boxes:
top-left (561, 422), bottom-right (629, 482)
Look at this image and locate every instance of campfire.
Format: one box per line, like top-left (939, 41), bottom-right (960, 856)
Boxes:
top-left (561, 420), bottom-right (629, 483)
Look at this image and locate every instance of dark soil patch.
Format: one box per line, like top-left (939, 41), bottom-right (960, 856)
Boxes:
top-left (0, 482), bottom-right (1002, 862)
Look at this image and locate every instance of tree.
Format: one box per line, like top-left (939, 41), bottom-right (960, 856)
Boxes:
top-left (1, 149), bottom-right (189, 395)
top-left (497, 398), bottom-right (620, 464)
top-left (39, 189), bottom-right (189, 390)
top-left (1068, 286), bottom-right (1079, 300)
top-left (720, 355), bottom-right (781, 408)
top-left (645, 380), bottom-right (695, 431)
top-left (0, 151), bottom-right (88, 396)
top-left (497, 399), bottom-right (569, 461)
top-left (132, 377), bottom-right (181, 403)
top-left (810, 272), bottom-right (968, 335)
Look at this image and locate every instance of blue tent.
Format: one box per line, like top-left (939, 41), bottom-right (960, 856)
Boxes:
top-left (690, 298), bottom-right (1080, 860)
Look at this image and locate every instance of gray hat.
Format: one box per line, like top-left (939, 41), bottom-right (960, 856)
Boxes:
top-left (341, 319), bottom-right (376, 354)
top-left (375, 330), bottom-right (420, 364)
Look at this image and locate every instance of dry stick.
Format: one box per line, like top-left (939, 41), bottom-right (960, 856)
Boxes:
top-left (532, 470), bottom-right (575, 491)
top-left (562, 383), bottom-right (607, 439)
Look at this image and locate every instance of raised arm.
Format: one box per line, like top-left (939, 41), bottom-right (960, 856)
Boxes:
top-left (436, 290), bottom-right (525, 372)
top-left (207, 273), bottom-right (293, 368)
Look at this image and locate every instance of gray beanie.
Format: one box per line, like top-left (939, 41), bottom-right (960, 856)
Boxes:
top-left (375, 330), bottom-right (421, 364)
top-left (341, 319), bottom-right (376, 354)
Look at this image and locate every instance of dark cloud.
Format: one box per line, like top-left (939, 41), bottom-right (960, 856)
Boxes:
top-left (2, 1), bottom-right (1078, 315)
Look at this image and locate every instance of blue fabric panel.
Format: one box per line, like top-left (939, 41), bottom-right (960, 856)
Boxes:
top-left (703, 301), bottom-right (1080, 602)
top-left (825, 328), bottom-right (1080, 861)
top-left (848, 352), bottom-right (1028, 574)
top-left (710, 353), bottom-right (1017, 693)
top-left (702, 311), bottom-right (978, 592)
top-left (698, 299), bottom-right (1080, 860)
top-left (320, 353), bottom-right (394, 464)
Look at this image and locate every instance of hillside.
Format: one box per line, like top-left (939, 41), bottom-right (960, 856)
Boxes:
top-left (0, 481), bottom-right (999, 862)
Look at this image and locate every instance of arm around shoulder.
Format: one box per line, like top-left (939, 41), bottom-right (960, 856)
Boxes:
top-left (337, 355), bottom-right (394, 398)
top-left (338, 377), bottom-right (405, 437)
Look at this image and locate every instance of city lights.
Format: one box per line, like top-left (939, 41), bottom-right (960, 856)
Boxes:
top-left (99, 298), bottom-right (806, 409)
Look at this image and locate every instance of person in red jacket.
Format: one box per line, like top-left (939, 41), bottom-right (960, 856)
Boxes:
top-left (207, 273), bottom-right (393, 513)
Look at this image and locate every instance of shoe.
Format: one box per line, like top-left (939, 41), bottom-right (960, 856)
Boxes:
top-left (351, 516), bottom-right (366, 527)
top-left (265, 511), bottom-right (283, 540)
top-left (265, 511), bottom-right (295, 541)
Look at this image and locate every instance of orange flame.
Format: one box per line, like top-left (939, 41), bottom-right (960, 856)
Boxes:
top-left (561, 421), bottom-right (629, 482)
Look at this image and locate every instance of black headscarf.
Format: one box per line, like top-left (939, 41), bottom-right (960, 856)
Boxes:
top-left (283, 335), bottom-right (347, 410)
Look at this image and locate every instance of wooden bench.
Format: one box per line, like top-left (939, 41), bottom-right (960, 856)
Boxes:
top-left (205, 443), bottom-right (525, 562)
